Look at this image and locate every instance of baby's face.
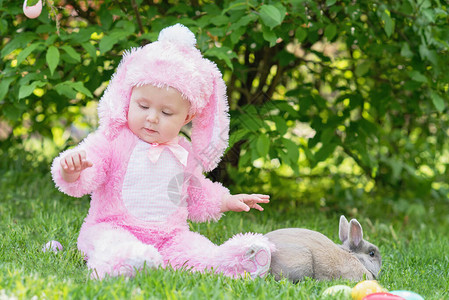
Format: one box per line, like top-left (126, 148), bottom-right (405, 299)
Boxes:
top-left (128, 84), bottom-right (193, 144)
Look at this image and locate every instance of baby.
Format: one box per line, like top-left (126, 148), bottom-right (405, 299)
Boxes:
top-left (51, 24), bottom-right (274, 279)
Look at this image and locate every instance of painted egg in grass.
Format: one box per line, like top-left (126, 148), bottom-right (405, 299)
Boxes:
top-left (390, 291), bottom-right (424, 300)
top-left (351, 280), bottom-right (384, 300)
top-left (23, 0), bottom-right (42, 19)
top-left (322, 285), bottom-right (352, 298)
top-left (362, 292), bottom-right (406, 300)
top-left (42, 240), bottom-right (63, 253)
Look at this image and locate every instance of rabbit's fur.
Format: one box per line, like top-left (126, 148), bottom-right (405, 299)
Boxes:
top-left (265, 216), bottom-right (381, 282)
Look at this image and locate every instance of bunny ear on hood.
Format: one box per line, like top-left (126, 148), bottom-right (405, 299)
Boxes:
top-left (97, 24), bottom-right (229, 172)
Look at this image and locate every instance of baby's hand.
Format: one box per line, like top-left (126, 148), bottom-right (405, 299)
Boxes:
top-left (60, 150), bottom-right (93, 182)
top-left (221, 194), bottom-right (270, 213)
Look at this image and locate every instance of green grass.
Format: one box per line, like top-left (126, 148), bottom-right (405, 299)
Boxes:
top-left (1, 163), bottom-right (449, 299)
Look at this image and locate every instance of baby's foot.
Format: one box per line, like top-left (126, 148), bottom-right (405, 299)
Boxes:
top-left (113, 243), bottom-right (162, 277)
top-left (241, 243), bottom-right (271, 278)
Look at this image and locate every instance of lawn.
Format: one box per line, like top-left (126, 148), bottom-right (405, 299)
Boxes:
top-left (1, 159), bottom-right (448, 299)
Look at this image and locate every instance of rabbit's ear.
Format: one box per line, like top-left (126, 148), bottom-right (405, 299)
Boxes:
top-left (349, 219), bottom-right (363, 247)
top-left (339, 215), bottom-right (349, 243)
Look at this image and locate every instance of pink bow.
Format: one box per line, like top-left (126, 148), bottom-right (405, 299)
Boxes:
top-left (147, 137), bottom-right (188, 167)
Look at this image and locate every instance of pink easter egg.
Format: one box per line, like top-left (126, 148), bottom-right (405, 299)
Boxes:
top-left (362, 292), bottom-right (406, 300)
top-left (42, 240), bottom-right (63, 253)
top-left (23, 0), bottom-right (42, 19)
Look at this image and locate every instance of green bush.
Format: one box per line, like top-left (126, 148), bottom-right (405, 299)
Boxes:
top-left (1, 0), bottom-right (448, 204)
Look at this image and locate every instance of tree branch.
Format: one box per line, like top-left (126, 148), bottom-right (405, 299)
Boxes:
top-left (131, 0), bottom-right (144, 35)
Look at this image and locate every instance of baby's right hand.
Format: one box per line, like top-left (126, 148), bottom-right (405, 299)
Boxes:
top-left (60, 150), bottom-right (93, 174)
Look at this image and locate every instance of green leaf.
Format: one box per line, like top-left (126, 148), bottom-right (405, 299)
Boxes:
top-left (238, 148), bottom-right (252, 169)
top-left (320, 127), bottom-right (335, 145)
top-left (430, 91), bottom-right (445, 112)
top-left (419, 44), bottom-right (438, 65)
top-left (45, 35), bottom-right (58, 47)
top-left (0, 77), bottom-right (16, 101)
top-left (99, 31), bottom-right (129, 54)
top-left (271, 116), bottom-right (288, 136)
top-left (3, 105), bottom-right (23, 121)
top-left (259, 5), bottom-right (285, 29)
top-left (409, 71), bottom-right (428, 83)
top-left (324, 24), bottom-right (337, 41)
top-left (262, 26), bottom-right (277, 47)
top-left (204, 47), bottom-right (237, 70)
top-left (1, 32), bottom-right (37, 58)
top-left (54, 83), bottom-right (77, 99)
top-left (355, 60), bottom-right (372, 77)
top-left (282, 138), bottom-right (299, 164)
top-left (238, 113), bottom-right (264, 132)
top-left (211, 15), bottom-right (229, 26)
top-left (256, 135), bottom-right (270, 157)
top-left (81, 42), bottom-right (97, 61)
top-left (99, 36), bottom-right (116, 54)
top-left (314, 143), bottom-right (337, 163)
top-left (0, 19), bottom-right (7, 36)
top-left (70, 82), bottom-right (93, 98)
top-left (381, 10), bottom-right (395, 37)
top-left (18, 81), bottom-right (46, 99)
top-left (16, 43), bottom-right (40, 65)
top-left (295, 27), bottom-right (307, 42)
top-left (400, 43), bottom-right (413, 58)
top-left (230, 27), bottom-right (246, 44)
top-left (99, 7), bottom-right (113, 30)
top-left (61, 45), bottom-right (81, 62)
top-left (222, 0), bottom-right (248, 14)
top-left (229, 14), bottom-right (256, 31)
top-left (26, 0), bottom-right (39, 7)
top-left (70, 27), bottom-right (96, 43)
top-left (36, 24), bottom-right (55, 34)
top-left (19, 85), bottom-right (36, 100)
top-left (229, 129), bottom-right (249, 148)
top-left (326, 0), bottom-right (337, 6)
top-left (46, 46), bottom-right (60, 76)
top-left (422, 8), bottom-right (436, 23)
top-left (359, 118), bottom-right (377, 136)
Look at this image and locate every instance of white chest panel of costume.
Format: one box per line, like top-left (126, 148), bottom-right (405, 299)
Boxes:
top-left (122, 139), bottom-right (185, 222)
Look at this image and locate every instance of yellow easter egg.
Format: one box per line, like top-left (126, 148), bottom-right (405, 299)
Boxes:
top-left (351, 280), bottom-right (384, 300)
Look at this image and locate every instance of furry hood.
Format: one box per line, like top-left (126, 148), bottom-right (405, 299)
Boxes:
top-left (97, 24), bottom-right (229, 172)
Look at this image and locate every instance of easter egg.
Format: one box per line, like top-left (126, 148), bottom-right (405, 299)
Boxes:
top-left (351, 280), bottom-right (384, 300)
top-left (362, 292), bottom-right (405, 300)
top-left (23, 0), bottom-right (42, 19)
top-left (42, 240), bottom-right (63, 253)
top-left (322, 285), bottom-right (352, 298)
top-left (390, 291), bottom-right (424, 300)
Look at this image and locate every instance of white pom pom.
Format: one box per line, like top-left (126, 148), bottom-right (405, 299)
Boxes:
top-left (158, 23), bottom-right (197, 47)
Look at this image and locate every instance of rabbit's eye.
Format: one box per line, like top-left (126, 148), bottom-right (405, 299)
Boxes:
top-left (369, 250), bottom-right (375, 257)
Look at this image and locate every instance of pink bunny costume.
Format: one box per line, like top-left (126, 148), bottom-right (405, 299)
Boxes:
top-left (51, 24), bottom-right (274, 279)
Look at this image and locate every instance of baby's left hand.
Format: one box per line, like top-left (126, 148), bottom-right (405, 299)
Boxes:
top-left (221, 194), bottom-right (270, 213)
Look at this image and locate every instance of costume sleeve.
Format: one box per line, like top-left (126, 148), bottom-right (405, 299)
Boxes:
top-left (51, 131), bottom-right (110, 197)
top-left (186, 167), bottom-right (230, 223)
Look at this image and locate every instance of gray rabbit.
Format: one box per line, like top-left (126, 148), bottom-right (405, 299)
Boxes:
top-left (265, 216), bottom-right (381, 282)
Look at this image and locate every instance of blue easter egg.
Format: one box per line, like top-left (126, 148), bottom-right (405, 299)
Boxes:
top-left (390, 290), bottom-right (424, 300)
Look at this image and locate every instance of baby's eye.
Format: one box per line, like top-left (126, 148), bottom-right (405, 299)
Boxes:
top-left (162, 111), bottom-right (173, 116)
top-left (139, 104), bottom-right (149, 109)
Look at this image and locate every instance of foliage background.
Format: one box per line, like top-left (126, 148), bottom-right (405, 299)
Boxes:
top-left (1, 0), bottom-right (449, 214)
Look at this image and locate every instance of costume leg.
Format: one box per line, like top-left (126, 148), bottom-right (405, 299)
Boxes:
top-left (78, 222), bottom-right (163, 279)
top-left (159, 230), bottom-right (275, 278)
